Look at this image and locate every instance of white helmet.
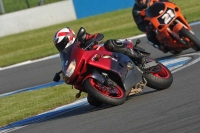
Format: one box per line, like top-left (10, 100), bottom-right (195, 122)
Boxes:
top-left (53, 27), bottom-right (75, 51)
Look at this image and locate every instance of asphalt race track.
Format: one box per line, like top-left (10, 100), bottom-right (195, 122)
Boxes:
top-left (1, 23), bottom-right (200, 132)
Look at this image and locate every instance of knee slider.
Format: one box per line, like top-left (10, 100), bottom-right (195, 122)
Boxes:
top-left (104, 40), bottom-right (115, 51)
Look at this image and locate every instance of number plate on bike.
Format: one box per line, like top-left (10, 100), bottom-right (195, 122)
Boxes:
top-left (157, 7), bottom-right (176, 25)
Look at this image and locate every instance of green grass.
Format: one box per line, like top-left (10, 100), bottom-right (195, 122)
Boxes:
top-left (1, 0), bottom-right (62, 14)
top-left (0, 8), bottom-right (140, 67)
top-left (0, 0), bottom-right (200, 67)
top-left (0, 0), bottom-right (200, 128)
top-left (0, 84), bottom-right (87, 127)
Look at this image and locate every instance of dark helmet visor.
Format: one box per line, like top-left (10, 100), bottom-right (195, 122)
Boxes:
top-left (55, 37), bottom-right (69, 51)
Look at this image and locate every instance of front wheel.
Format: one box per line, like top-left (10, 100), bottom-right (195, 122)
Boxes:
top-left (84, 78), bottom-right (126, 106)
top-left (143, 62), bottom-right (173, 90)
top-left (87, 95), bottom-right (103, 107)
top-left (179, 27), bottom-right (200, 51)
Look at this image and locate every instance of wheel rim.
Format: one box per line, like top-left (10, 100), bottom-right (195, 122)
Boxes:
top-left (151, 65), bottom-right (170, 78)
top-left (89, 78), bottom-right (124, 99)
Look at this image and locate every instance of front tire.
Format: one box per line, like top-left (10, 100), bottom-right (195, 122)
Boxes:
top-left (179, 27), bottom-right (200, 51)
top-left (84, 78), bottom-right (126, 106)
top-left (87, 95), bottom-right (103, 107)
top-left (143, 62), bottom-right (173, 90)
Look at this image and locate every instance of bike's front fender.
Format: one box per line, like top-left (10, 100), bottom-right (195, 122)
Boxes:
top-left (83, 69), bottom-right (106, 85)
top-left (172, 22), bottom-right (184, 34)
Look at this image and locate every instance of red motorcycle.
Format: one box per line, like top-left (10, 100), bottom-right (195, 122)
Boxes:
top-left (139, 1), bottom-right (200, 54)
top-left (53, 27), bottom-right (173, 107)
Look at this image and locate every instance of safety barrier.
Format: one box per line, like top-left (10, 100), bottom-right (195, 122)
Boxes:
top-left (0, 0), bottom-right (134, 37)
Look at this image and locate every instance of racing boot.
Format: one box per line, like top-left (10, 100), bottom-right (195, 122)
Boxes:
top-left (152, 43), bottom-right (168, 53)
top-left (147, 40), bottom-right (168, 53)
top-left (104, 39), bottom-right (146, 65)
top-left (158, 45), bottom-right (168, 53)
top-left (124, 47), bottom-right (146, 65)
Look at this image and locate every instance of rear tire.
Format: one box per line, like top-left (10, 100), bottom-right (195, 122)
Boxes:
top-left (179, 27), bottom-right (200, 51)
top-left (84, 78), bottom-right (126, 106)
top-left (143, 62), bottom-right (173, 90)
top-left (169, 50), bottom-right (182, 55)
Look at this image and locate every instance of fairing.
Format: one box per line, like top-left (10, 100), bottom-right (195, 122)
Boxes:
top-left (61, 42), bottom-right (143, 93)
top-left (87, 52), bottom-right (143, 94)
top-left (146, 2), bottom-right (165, 18)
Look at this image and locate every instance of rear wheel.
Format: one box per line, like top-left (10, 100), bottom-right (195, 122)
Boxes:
top-left (179, 27), bottom-right (200, 51)
top-left (169, 50), bottom-right (182, 55)
top-left (143, 62), bottom-right (173, 90)
top-left (84, 78), bottom-right (126, 106)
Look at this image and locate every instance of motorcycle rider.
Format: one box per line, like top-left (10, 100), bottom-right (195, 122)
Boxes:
top-left (53, 27), bottom-right (145, 65)
top-left (53, 27), bottom-right (103, 52)
top-left (132, 0), bottom-right (170, 53)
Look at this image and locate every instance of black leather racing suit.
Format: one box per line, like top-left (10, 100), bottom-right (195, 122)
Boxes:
top-left (104, 39), bottom-right (145, 64)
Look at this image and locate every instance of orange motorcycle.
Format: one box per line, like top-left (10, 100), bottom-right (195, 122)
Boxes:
top-left (140, 1), bottom-right (200, 54)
